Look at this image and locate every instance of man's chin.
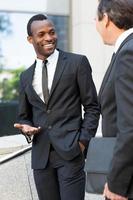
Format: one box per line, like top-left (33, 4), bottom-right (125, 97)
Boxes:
top-left (41, 50), bottom-right (55, 58)
top-left (45, 48), bottom-right (55, 56)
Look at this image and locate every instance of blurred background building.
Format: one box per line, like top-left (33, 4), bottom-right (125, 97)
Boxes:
top-left (0, 0), bottom-right (113, 136)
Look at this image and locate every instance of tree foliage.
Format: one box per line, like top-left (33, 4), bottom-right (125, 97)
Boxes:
top-left (0, 67), bottom-right (25, 101)
top-left (0, 14), bottom-right (11, 34)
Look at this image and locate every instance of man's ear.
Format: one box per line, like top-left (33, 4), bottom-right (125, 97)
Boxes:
top-left (27, 36), bottom-right (33, 44)
top-left (103, 13), bottom-right (110, 28)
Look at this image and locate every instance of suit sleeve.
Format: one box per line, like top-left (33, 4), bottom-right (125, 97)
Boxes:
top-left (77, 56), bottom-right (100, 147)
top-left (18, 73), bottom-right (33, 126)
top-left (107, 49), bottom-right (133, 196)
top-left (17, 73), bottom-right (34, 143)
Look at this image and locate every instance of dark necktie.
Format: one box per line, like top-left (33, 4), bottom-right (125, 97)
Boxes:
top-left (42, 60), bottom-right (49, 104)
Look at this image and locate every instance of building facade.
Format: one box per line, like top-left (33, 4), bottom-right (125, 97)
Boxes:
top-left (0, 0), bottom-right (113, 92)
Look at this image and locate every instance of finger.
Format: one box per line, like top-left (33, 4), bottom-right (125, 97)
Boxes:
top-left (103, 188), bottom-right (107, 198)
top-left (104, 183), bottom-right (107, 193)
top-left (28, 128), bottom-right (40, 135)
top-left (103, 188), bottom-right (106, 197)
top-left (14, 123), bottom-right (23, 129)
top-left (35, 127), bottom-right (41, 133)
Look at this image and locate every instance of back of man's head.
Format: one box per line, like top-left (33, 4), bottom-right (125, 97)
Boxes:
top-left (97, 0), bottom-right (133, 30)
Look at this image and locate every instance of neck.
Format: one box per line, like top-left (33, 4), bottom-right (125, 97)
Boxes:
top-left (109, 24), bottom-right (125, 46)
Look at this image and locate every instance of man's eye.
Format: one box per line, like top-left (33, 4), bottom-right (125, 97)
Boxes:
top-left (50, 31), bottom-right (55, 35)
top-left (38, 34), bottom-right (44, 37)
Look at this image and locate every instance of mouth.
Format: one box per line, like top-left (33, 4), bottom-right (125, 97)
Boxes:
top-left (42, 43), bottom-right (55, 48)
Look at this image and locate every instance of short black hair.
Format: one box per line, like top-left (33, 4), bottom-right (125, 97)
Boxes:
top-left (97, 0), bottom-right (133, 30)
top-left (27, 14), bottom-right (48, 36)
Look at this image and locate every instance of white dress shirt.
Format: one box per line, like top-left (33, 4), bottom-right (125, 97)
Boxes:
top-left (114, 28), bottom-right (133, 53)
top-left (32, 49), bottom-right (59, 102)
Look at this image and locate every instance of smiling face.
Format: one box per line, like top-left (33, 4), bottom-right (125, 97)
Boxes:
top-left (27, 19), bottom-right (57, 60)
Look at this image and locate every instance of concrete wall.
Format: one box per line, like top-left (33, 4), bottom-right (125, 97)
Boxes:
top-left (70, 0), bottom-right (113, 91)
top-left (0, 0), bottom-right (69, 15)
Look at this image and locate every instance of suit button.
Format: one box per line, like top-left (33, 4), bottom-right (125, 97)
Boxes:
top-left (47, 109), bottom-right (51, 114)
top-left (48, 125), bottom-right (52, 129)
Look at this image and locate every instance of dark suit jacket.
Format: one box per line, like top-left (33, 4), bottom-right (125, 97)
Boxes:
top-left (18, 50), bottom-right (99, 169)
top-left (99, 33), bottom-right (133, 197)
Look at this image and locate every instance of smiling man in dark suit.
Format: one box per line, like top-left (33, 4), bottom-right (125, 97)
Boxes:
top-left (95, 0), bottom-right (133, 200)
top-left (14, 14), bottom-right (99, 200)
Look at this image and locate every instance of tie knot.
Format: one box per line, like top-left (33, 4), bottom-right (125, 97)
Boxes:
top-left (43, 59), bottom-right (48, 65)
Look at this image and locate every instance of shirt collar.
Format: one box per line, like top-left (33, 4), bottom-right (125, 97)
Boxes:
top-left (36, 49), bottom-right (59, 66)
top-left (114, 28), bottom-right (133, 53)
top-left (47, 49), bottom-right (59, 65)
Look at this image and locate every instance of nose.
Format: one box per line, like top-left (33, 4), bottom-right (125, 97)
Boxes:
top-left (44, 33), bottom-right (52, 41)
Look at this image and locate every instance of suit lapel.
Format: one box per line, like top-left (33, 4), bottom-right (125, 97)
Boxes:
top-left (28, 62), bottom-right (36, 84)
top-left (48, 51), bottom-right (67, 100)
top-left (26, 52), bottom-right (67, 105)
top-left (28, 61), bottom-right (45, 104)
top-left (99, 53), bottom-right (116, 99)
top-left (99, 33), bottom-right (133, 100)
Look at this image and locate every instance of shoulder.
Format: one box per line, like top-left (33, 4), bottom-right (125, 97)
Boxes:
top-left (59, 49), bottom-right (88, 61)
top-left (20, 61), bottom-right (36, 78)
top-left (115, 38), bottom-right (133, 77)
top-left (19, 61), bottom-right (36, 87)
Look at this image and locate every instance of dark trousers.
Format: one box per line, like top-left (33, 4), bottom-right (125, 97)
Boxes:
top-left (33, 150), bottom-right (85, 200)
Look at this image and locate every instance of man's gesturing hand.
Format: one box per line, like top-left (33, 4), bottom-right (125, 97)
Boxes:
top-left (14, 123), bottom-right (41, 136)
